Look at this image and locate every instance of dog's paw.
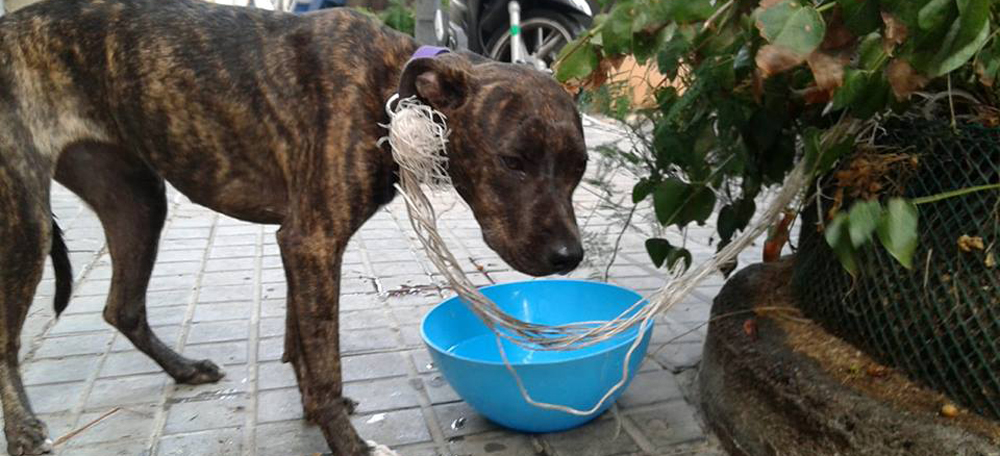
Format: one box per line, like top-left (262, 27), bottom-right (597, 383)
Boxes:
top-left (366, 440), bottom-right (401, 456)
top-left (174, 359), bottom-right (225, 385)
top-left (5, 418), bottom-right (53, 455)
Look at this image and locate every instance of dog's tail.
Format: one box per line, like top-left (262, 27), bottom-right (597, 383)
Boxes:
top-left (51, 218), bottom-right (73, 317)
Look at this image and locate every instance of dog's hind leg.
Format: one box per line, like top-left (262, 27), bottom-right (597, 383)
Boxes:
top-left (0, 158), bottom-right (54, 455)
top-left (55, 142), bottom-right (224, 384)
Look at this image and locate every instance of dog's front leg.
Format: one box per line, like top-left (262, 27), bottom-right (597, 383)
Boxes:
top-left (276, 227), bottom-right (370, 456)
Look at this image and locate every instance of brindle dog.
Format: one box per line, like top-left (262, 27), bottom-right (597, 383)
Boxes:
top-left (0, 0), bottom-right (587, 454)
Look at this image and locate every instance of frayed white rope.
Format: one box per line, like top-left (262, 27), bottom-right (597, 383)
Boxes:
top-left (379, 93), bottom-right (813, 416)
top-left (378, 94), bottom-right (452, 189)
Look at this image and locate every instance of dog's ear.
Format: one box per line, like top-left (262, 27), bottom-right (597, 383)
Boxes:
top-left (398, 54), bottom-right (472, 111)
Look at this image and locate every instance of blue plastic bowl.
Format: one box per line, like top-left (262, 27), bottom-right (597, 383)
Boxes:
top-left (421, 280), bottom-right (652, 433)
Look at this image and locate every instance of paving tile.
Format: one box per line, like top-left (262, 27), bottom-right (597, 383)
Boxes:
top-left (341, 328), bottom-right (400, 354)
top-left (197, 284), bottom-right (254, 304)
top-left (170, 364), bottom-right (251, 399)
top-left (433, 401), bottom-right (498, 438)
top-left (147, 306), bottom-right (189, 326)
top-left (342, 377), bottom-right (421, 414)
top-left (341, 308), bottom-right (392, 330)
top-left (342, 352), bottom-right (410, 382)
top-left (257, 337), bottom-right (284, 362)
top-left (210, 245), bottom-right (256, 259)
top-left (618, 371), bottom-right (684, 409)
top-left (147, 275), bottom-right (197, 293)
top-left (544, 417), bottom-right (640, 456)
top-left (627, 401), bottom-right (706, 447)
top-left (257, 387), bottom-right (304, 423)
top-left (183, 340), bottom-right (248, 365)
top-left (35, 333), bottom-right (113, 358)
top-left (259, 317), bottom-right (284, 338)
top-left (25, 381), bottom-right (86, 414)
top-left (652, 342), bottom-right (704, 373)
top-left (65, 404), bottom-right (159, 447)
top-left (48, 312), bottom-right (108, 335)
top-left (164, 395), bottom-right (248, 434)
top-left (62, 438), bottom-right (151, 456)
top-left (158, 249), bottom-right (206, 263)
top-left (156, 427), bottom-right (243, 456)
top-left (86, 374), bottom-right (166, 409)
top-left (261, 282), bottom-right (286, 300)
top-left (422, 374), bottom-right (461, 404)
top-left (23, 355), bottom-right (100, 385)
top-left (446, 430), bottom-right (539, 456)
top-left (255, 420), bottom-right (328, 456)
top-left (100, 350), bottom-right (165, 377)
top-left (258, 361), bottom-right (297, 391)
top-left (146, 289), bottom-right (195, 308)
top-left (152, 261), bottom-right (203, 277)
top-left (350, 408), bottom-right (432, 446)
top-left (214, 234), bottom-right (258, 246)
top-left (187, 320), bottom-right (249, 344)
top-left (192, 302), bottom-right (252, 322)
top-left (260, 268), bottom-right (286, 284)
top-left (201, 270), bottom-right (256, 287)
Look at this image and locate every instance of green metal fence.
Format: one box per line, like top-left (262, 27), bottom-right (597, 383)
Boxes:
top-left (793, 120), bottom-right (1000, 420)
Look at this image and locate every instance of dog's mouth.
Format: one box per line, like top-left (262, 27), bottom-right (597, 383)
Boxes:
top-left (482, 230), bottom-right (584, 277)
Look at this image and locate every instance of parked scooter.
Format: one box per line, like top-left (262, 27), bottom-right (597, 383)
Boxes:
top-left (436, 0), bottom-right (596, 70)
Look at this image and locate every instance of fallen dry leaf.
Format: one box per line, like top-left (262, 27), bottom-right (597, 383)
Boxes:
top-left (808, 50), bottom-right (847, 92)
top-left (886, 59), bottom-right (928, 101)
top-left (986, 251), bottom-right (996, 268)
top-left (866, 365), bottom-right (889, 378)
top-left (756, 44), bottom-right (806, 77)
top-left (821, 11), bottom-right (855, 51)
top-left (958, 235), bottom-right (985, 252)
top-left (881, 12), bottom-right (908, 55)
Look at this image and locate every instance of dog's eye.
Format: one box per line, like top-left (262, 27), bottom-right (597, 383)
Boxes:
top-left (500, 156), bottom-right (526, 172)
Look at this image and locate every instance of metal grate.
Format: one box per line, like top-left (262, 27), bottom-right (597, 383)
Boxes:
top-left (793, 120), bottom-right (1000, 420)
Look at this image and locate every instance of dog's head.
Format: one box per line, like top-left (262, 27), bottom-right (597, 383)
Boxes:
top-left (397, 53), bottom-right (587, 276)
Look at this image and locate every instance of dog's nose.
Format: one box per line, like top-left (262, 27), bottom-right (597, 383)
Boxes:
top-left (547, 242), bottom-right (584, 274)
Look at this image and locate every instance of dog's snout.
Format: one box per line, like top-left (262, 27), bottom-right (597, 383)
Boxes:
top-left (547, 242), bottom-right (584, 274)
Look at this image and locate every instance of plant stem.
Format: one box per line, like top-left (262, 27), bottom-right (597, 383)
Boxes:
top-left (816, 2), bottom-right (836, 13)
top-left (912, 183), bottom-right (1000, 205)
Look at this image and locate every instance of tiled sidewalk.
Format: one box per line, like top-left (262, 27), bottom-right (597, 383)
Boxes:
top-left (2, 118), bottom-right (763, 455)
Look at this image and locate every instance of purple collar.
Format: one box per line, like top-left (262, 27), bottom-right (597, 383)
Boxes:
top-left (410, 45), bottom-right (450, 61)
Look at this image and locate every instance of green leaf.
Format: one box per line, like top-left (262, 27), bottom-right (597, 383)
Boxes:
top-left (657, 34), bottom-right (688, 79)
top-left (633, 179), bottom-right (656, 204)
top-left (825, 213), bottom-right (860, 276)
top-left (847, 200), bottom-right (882, 247)
top-left (646, 238), bottom-right (672, 268)
top-left (652, 178), bottom-right (688, 226)
top-left (645, 238), bottom-right (693, 270)
top-left (668, 248), bottom-right (693, 271)
top-left (877, 198), bottom-right (919, 269)
top-left (831, 68), bottom-right (867, 110)
top-left (602, 4), bottom-right (635, 55)
top-left (654, 0), bottom-right (715, 23)
top-left (918, 0), bottom-right (955, 31)
top-left (858, 32), bottom-right (888, 71)
top-left (755, 1), bottom-right (827, 56)
top-left (555, 41), bottom-right (599, 82)
top-left (680, 186), bottom-right (718, 226)
top-left (838, 0), bottom-right (881, 35)
top-left (927, 0), bottom-right (991, 76)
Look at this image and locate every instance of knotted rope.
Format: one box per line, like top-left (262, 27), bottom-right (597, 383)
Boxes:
top-left (380, 95), bottom-right (812, 415)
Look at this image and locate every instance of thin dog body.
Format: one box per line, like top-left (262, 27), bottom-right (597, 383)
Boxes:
top-left (0, 0), bottom-right (587, 454)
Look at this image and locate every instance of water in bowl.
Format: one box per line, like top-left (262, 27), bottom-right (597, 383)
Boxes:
top-left (448, 331), bottom-right (639, 364)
